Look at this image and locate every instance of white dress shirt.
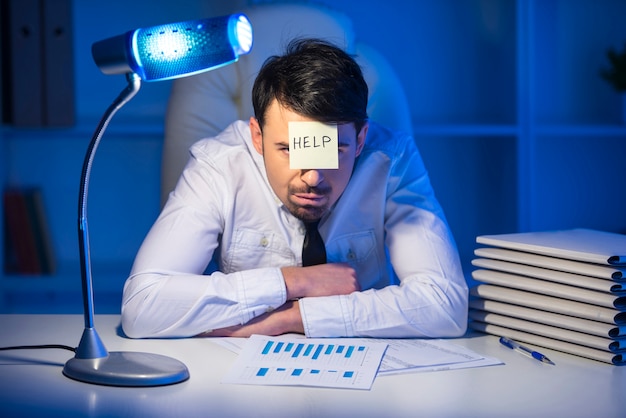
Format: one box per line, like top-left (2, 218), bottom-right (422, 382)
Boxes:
top-left (121, 120), bottom-right (468, 338)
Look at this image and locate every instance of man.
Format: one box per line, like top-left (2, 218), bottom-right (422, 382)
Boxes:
top-left (121, 38), bottom-right (468, 339)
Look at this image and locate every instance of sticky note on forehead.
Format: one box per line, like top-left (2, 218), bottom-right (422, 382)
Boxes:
top-left (289, 121), bottom-right (338, 169)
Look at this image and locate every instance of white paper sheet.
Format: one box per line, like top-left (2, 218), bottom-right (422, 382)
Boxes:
top-left (215, 334), bottom-right (502, 387)
top-left (368, 337), bottom-right (502, 376)
top-left (221, 334), bottom-right (387, 390)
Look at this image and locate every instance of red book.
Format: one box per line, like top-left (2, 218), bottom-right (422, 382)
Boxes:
top-left (3, 188), bottom-right (42, 274)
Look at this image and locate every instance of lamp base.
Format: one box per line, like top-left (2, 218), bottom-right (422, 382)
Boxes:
top-left (63, 351), bottom-right (190, 387)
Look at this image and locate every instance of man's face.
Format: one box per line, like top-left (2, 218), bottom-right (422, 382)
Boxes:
top-left (250, 100), bottom-right (367, 222)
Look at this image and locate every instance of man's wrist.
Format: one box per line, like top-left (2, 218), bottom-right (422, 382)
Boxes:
top-left (284, 299), bottom-right (305, 334)
top-left (281, 266), bottom-right (304, 300)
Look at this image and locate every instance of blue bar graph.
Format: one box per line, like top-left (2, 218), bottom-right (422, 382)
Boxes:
top-left (224, 337), bottom-right (386, 388)
top-left (259, 341), bottom-right (368, 361)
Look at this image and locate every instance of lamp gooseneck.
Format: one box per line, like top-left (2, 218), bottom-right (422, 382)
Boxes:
top-left (72, 73), bottom-right (141, 360)
top-left (63, 73), bottom-right (189, 386)
top-left (77, 73), bottom-right (140, 332)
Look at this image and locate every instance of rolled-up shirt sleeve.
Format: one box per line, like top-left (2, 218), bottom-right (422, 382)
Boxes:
top-left (122, 267), bottom-right (286, 338)
top-left (122, 122), bottom-right (290, 338)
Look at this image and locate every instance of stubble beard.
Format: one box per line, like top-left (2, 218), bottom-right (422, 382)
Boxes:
top-left (286, 185), bottom-right (331, 222)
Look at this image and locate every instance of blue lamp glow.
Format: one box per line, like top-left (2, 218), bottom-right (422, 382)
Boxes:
top-left (92, 13), bottom-right (252, 81)
top-left (63, 13), bottom-right (252, 387)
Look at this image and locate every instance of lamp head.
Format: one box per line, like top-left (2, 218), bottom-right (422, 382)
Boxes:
top-left (92, 13), bottom-right (253, 81)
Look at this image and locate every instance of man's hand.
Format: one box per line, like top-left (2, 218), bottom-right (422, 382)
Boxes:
top-left (199, 263), bottom-right (359, 338)
top-left (282, 262), bottom-right (360, 300)
top-left (199, 300), bottom-right (304, 338)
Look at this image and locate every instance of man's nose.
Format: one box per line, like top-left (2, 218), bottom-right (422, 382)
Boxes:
top-left (301, 169), bottom-right (324, 188)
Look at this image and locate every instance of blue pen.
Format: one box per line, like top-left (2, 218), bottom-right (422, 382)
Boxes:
top-left (499, 337), bottom-right (555, 365)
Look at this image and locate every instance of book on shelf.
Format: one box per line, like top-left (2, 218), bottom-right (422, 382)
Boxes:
top-left (2, 187), bottom-right (56, 275)
top-left (3, 188), bottom-right (40, 274)
top-left (471, 228), bottom-right (626, 365)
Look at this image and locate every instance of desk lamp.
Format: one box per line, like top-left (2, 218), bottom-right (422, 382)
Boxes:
top-left (62, 13), bottom-right (253, 386)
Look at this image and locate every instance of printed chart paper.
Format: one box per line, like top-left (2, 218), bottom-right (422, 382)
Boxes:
top-left (214, 334), bottom-right (502, 378)
top-left (221, 335), bottom-right (387, 390)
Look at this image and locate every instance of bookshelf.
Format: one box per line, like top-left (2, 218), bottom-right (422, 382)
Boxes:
top-left (0, 0), bottom-right (240, 313)
top-left (2, 0), bottom-right (626, 312)
top-left (0, 124), bottom-right (163, 313)
top-left (335, 0), bottom-right (626, 270)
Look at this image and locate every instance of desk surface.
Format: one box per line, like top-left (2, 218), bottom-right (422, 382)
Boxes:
top-left (0, 314), bottom-right (624, 418)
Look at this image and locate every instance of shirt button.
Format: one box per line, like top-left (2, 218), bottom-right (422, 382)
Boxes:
top-left (347, 249), bottom-right (356, 260)
top-left (260, 237), bottom-right (269, 247)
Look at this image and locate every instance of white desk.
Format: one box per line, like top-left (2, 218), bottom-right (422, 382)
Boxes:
top-left (0, 314), bottom-right (624, 417)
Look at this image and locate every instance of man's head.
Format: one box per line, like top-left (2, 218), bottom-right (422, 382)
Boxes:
top-left (249, 38), bottom-right (369, 222)
top-left (251, 38), bottom-right (368, 133)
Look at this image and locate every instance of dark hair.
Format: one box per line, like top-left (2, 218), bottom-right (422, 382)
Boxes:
top-left (252, 38), bottom-right (369, 133)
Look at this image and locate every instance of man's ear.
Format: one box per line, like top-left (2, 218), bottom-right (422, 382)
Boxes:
top-left (355, 122), bottom-right (369, 157)
top-left (249, 117), bottom-right (263, 155)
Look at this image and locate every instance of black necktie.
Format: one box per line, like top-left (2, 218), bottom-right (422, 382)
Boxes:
top-left (302, 220), bottom-right (327, 266)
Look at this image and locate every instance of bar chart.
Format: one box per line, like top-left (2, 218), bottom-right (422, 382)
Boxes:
top-left (222, 335), bottom-right (388, 389)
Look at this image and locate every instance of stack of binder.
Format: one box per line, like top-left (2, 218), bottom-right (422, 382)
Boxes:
top-left (469, 228), bottom-right (626, 365)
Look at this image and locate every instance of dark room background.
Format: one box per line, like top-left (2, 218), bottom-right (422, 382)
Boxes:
top-left (1, 0), bottom-right (625, 314)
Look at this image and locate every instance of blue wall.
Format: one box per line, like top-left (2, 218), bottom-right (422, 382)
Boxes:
top-left (2, 0), bottom-right (626, 313)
